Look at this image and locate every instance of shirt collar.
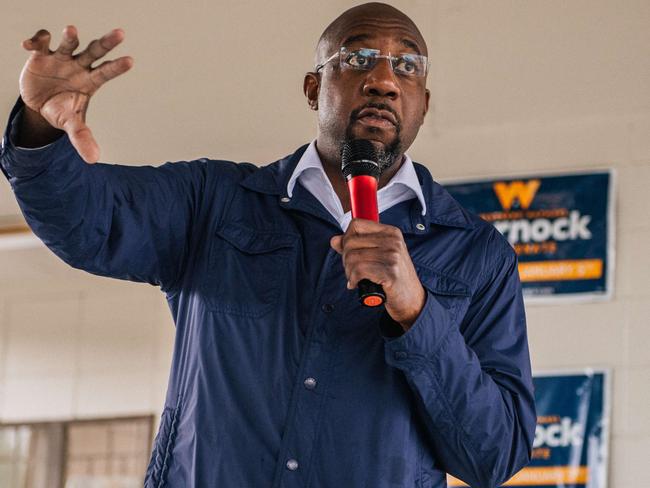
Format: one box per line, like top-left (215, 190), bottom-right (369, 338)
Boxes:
top-left (239, 144), bottom-right (474, 230)
top-left (286, 140), bottom-right (427, 216)
top-left (286, 141), bottom-right (330, 197)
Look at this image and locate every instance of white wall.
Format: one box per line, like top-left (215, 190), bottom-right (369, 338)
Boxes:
top-left (0, 1), bottom-right (648, 485)
top-left (0, 252), bottom-right (173, 420)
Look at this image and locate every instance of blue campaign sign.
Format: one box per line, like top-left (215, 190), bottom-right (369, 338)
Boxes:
top-left (447, 370), bottom-right (610, 488)
top-left (525, 370), bottom-right (610, 488)
top-left (443, 172), bottom-right (614, 301)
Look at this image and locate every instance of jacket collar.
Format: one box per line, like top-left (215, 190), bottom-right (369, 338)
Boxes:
top-left (239, 144), bottom-right (474, 230)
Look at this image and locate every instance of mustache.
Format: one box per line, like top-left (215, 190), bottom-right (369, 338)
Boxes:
top-left (350, 102), bottom-right (401, 130)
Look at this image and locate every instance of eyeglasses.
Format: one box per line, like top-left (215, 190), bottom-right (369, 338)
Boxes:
top-left (315, 47), bottom-right (429, 78)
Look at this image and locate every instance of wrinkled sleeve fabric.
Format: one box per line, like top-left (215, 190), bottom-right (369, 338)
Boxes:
top-left (0, 98), bottom-right (207, 293)
top-left (380, 248), bottom-right (536, 488)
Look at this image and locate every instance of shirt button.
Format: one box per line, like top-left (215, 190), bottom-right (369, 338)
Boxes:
top-left (303, 377), bottom-right (317, 390)
top-left (416, 223), bottom-right (426, 231)
top-left (321, 303), bottom-right (334, 313)
top-left (280, 196), bottom-right (291, 203)
top-left (286, 458), bottom-right (299, 471)
top-left (394, 351), bottom-right (408, 360)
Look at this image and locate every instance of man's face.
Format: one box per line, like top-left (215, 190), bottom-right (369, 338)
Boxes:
top-left (308, 11), bottom-right (430, 167)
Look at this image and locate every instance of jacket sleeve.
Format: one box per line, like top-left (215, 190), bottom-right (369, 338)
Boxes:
top-left (0, 98), bottom-right (210, 293)
top-left (379, 247), bottom-right (536, 488)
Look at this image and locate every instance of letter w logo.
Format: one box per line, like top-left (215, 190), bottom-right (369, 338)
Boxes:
top-left (493, 179), bottom-right (541, 210)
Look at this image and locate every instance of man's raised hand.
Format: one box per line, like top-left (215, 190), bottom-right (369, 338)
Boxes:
top-left (19, 26), bottom-right (133, 163)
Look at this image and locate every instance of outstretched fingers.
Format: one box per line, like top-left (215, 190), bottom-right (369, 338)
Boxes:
top-left (22, 29), bottom-right (52, 55)
top-left (76, 28), bottom-right (125, 68)
top-left (90, 56), bottom-right (134, 88)
top-left (55, 25), bottom-right (80, 57)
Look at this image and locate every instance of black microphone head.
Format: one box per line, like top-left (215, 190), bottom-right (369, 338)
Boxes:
top-left (341, 139), bottom-right (381, 180)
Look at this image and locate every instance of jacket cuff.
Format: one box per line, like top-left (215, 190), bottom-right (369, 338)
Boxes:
top-left (0, 97), bottom-right (69, 180)
top-left (380, 290), bottom-right (458, 371)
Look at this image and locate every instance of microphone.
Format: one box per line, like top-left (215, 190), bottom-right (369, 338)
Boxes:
top-left (341, 139), bottom-right (386, 308)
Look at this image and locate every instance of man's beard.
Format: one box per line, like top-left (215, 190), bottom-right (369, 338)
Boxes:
top-left (344, 103), bottom-right (402, 174)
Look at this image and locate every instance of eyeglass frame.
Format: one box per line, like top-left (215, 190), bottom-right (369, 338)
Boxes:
top-left (314, 46), bottom-right (430, 78)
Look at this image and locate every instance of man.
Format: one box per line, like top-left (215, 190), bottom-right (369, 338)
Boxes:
top-left (1, 3), bottom-right (535, 487)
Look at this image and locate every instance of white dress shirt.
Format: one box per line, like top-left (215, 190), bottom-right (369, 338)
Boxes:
top-left (286, 140), bottom-right (426, 231)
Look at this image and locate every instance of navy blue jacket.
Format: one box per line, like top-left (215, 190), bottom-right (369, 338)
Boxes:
top-left (1, 99), bottom-right (535, 488)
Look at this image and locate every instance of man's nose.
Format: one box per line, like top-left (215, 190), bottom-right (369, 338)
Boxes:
top-left (362, 59), bottom-right (400, 99)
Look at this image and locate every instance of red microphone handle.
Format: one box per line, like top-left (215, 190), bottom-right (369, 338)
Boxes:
top-left (347, 175), bottom-right (386, 307)
top-left (348, 175), bottom-right (379, 222)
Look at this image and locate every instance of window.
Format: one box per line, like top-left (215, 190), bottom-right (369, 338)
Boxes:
top-left (0, 416), bottom-right (153, 488)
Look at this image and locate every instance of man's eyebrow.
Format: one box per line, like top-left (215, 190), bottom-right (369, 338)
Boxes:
top-left (342, 33), bottom-right (370, 45)
top-left (341, 33), bottom-right (423, 55)
top-left (401, 38), bottom-right (422, 55)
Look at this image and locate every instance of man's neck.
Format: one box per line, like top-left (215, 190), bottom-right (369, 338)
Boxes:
top-left (314, 140), bottom-right (405, 214)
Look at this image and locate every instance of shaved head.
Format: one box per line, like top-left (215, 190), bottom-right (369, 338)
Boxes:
top-left (315, 2), bottom-right (427, 68)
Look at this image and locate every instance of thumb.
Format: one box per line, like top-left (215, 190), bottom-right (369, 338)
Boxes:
top-left (330, 235), bottom-right (343, 254)
top-left (64, 117), bottom-right (100, 163)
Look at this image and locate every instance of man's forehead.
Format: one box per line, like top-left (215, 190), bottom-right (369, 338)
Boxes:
top-left (339, 29), bottom-right (424, 55)
top-left (316, 3), bottom-right (427, 62)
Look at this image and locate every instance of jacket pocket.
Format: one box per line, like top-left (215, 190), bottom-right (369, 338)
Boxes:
top-left (413, 263), bottom-right (472, 323)
top-left (144, 404), bottom-right (180, 488)
top-left (204, 222), bottom-right (298, 317)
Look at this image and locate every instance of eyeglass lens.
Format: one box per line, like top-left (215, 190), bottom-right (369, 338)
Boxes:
top-left (340, 48), bottom-right (427, 77)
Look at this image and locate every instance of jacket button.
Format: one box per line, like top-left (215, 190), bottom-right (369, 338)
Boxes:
top-left (303, 377), bottom-right (317, 390)
top-left (286, 458), bottom-right (299, 471)
top-left (280, 196), bottom-right (291, 203)
top-left (394, 351), bottom-right (408, 360)
top-left (416, 223), bottom-right (426, 231)
top-left (321, 303), bottom-right (334, 313)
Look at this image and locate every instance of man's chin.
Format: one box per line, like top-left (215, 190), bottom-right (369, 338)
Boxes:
top-left (343, 126), bottom-right (402, 174)
top-left (347, 124), bottom-right (397, 148)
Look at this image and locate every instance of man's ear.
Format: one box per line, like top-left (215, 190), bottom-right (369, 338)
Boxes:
top-left (303, 72), bottom-right (320, 111)
top-left (422, 88), bottom-right (430, 121)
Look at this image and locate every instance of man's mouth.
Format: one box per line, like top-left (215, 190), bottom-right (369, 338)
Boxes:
top-left (355, 107), bottom-right (398, 129)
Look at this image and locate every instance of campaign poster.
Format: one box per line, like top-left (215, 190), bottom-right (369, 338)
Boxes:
top-left (448, 369), bottom-right (610, 488)
top-left (443, 171), bottom-right (614, 302)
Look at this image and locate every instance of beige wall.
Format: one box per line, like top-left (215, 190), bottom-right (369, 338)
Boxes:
top-left (0, 0), bottom-right (648, 485)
